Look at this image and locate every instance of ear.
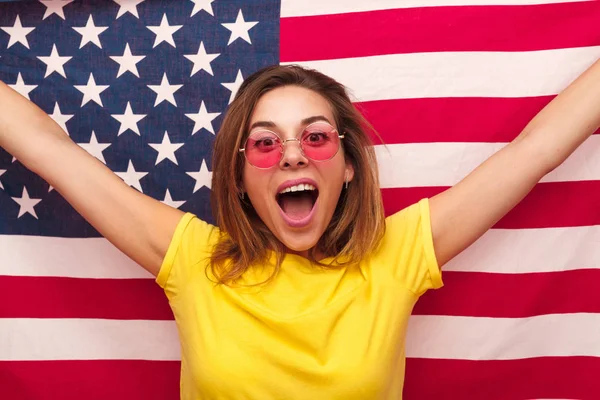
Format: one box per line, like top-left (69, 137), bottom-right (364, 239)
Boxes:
top-left (344, 161), bottom-right (355, 183)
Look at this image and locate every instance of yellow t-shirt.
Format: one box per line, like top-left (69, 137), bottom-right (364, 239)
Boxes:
top-left (157, 198), bottom-right (442, 399)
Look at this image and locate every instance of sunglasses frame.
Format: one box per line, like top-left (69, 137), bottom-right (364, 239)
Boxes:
top-left (238, 121), bottom-right (345, 169)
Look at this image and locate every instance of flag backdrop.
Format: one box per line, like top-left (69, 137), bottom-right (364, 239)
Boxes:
top-left (1, 0), bottom-right (600, 399)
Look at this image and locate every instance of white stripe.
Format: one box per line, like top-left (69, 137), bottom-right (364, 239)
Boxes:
top-left (0, 318), bottom-right (179, 361)
top-left (445, 225), bottom-right (600, 274)
top-left (283, 47), bottom-right (600, 102)
top-left (375, 134), bottom-right (600, 188)
top-left (2, 224), bottom-right (599, 278)
top-left (281, 0), bottom-right (591, 18)
top-left (4, 314), bottom-right (600, 361)
top-left (0, 235), bottom-right (151, 278)
top-left (406, 313), bottom-right (600, 360)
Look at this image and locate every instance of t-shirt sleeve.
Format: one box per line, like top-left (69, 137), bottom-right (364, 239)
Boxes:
top-left (380, 198), bottom-right (443, 296)
top-left (156, 212), bottom-right (218, 299)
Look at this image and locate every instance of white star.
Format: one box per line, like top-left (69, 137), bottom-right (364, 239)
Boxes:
top-left (221, 9), bottom-right (258, 45)
top-left (111, 102), bottom-right (146, 135)
top-left (72, 15), bottom-right (108, 49)
top-left (0, 169), bottom-right (5, 190)
top-left (161, 189), bottom-right (185, 209)
top-left (147, 73), bottom-right (183, 107)
top-left (12, 187), bottom-right (43, 219)
top-left (187, 159), bottom-right (212, 192)
top-left (109, 43), bottom-right (145, 78)
top-left (48, 102), bottom-right (74, 135)
top-left (146, 14), bottom-right (183, 48)
top-left (113, 0), bottom-right (145, 19)
top-left (184, 41), bottom-right (219, 77)
top-left (78, 131), bottom-right (111, 164)
top-left (148, 131), bottom-right (184, 165)
top-left (189, 0), bottom-right (215, 17)
top-left (37, 44), bottom-right (72, 78)
top-left (9, 73), bottom-right (37, 100)
top-left (1, 15), bottom-right (35, 49)
top-left (74, 73), bottom-right (110, 107)
top-left (221, 69), bottom-right (244, 104)
top-left (39, 0), bottom-right (75, 20)
top-left (115, 160), bottom-right (148, 192)
top-left (185, 101), bottom-right (220, 135)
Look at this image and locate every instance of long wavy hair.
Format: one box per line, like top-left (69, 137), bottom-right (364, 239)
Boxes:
top-left (210, 65), bottom-right (385, 284)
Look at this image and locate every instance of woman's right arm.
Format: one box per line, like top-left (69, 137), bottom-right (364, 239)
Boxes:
top-left (0, 81), bottom-right (186, 277)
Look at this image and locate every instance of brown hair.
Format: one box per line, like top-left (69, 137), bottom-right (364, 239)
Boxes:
top-left (210, 64), bottom-right (385, 284)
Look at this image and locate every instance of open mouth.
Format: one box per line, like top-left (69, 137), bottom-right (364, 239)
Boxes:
top-left (276, 183), bottom-right (319, 221)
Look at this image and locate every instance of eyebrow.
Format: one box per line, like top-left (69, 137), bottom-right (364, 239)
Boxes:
top-left (249, 115), bottom-right (332, 131)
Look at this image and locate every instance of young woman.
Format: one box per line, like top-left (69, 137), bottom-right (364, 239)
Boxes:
top-left (1, 59), bottom-right (600, 399)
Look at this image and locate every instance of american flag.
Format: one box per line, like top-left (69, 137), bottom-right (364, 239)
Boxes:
top-left (1, 0), bottom-right (600, 399)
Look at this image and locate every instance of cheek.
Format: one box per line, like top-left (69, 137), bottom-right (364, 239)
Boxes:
top-left (316, 155), bottom-right (347, 182)
top-left (243, 165), bottom-right (272, 197)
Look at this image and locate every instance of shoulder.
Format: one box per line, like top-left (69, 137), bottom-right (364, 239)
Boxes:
top-left (381, 198), bottom-right (431, 249)
top-left (371, 198), bottom-right (442, 295)
top-left (156, 212), bottom-right (220, 296)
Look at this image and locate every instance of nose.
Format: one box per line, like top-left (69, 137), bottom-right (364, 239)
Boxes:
top-left (279, 138), bottom-right (308, 169)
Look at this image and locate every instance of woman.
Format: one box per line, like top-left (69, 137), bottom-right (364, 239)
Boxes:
top-left (1, 59), bottom-right (599, 399)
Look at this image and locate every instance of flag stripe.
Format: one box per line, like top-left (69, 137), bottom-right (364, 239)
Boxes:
top-left (282, 46), bottom-right (600, 101)
top-left (3, 223), bottom-right (599, 281)
top-left (280, 0), bottom-right (593, 17)
top-left (2, 357), bottom-right (598, 400)
top-left (376, 136), bottom-right (600, 188)
top-left (4, 269), bottom-right (600, 320)
top-left (444, 225), bottom-right (600, 274)
top-left (0, 276), bottom-right (171, 320)
top-left (358, 96), bottom-right (599, 144)
top-left (0, 235), bottom-right (150, 278)
top-left (406, 313), bottom-right (600, 360)
top-left (382, 181), bottom-right (600, 228)
top-left (5, 314), bottom-right (600, 361)
top-left (0, 360), bottom-right (179, 400)
top-left (0, 319), bottom-right (179, 361)
top-left (281, 2), bottom-right (600, 61)
top-left (404, 357), bottom-right (600, 400)
top-left (414, 270), bottom-right (600, 317)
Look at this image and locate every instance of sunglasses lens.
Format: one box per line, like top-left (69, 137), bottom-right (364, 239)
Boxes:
top-left (244, 130), bottom-right (282, 168)
top-left (301, 123), bottom-right (341, 161)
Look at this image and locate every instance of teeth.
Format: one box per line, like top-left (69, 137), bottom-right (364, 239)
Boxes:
top-left (279, 184), bottom-right (316, 194)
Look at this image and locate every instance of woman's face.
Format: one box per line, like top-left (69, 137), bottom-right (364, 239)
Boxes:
top-left (242, 85), bottom-right (354, 257)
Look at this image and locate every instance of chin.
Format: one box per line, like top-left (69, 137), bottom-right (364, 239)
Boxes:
top-left (275, 227), bottom-right (322, 254)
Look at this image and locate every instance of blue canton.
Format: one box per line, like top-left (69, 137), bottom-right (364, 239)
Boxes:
top-left (0, 0), bottom-right (280, 236)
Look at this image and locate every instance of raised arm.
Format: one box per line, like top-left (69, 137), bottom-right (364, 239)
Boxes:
top-left (0, 81), bottom-right (185, 276)
top-left (429, 57), bottom-right (600, 267)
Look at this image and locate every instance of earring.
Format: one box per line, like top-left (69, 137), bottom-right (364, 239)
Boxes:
top-left (241, 191), bottom-right (245, 200)
top-left (345, 179), bottom-right (349, 190)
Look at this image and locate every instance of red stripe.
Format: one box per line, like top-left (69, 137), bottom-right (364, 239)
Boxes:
top-left (404, 356), bottom-right (600, 400)
top-left (281, 3), bottom-right (600, 62)
top-left (0, 360), bottom-right (179, 400)
top-left (0, 276), bottom-right (173, 320)
top-left (383, 180), bottom-right (600, 228)
top-left (359, 96), bottom-right (566, 144)
top-left (414, 270), bottom-right (600, 318)
top-left (2, 358), bottom-right (598, 400)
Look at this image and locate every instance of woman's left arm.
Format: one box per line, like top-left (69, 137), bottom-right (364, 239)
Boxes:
top-left (430, 57), bottom-right (600, 268)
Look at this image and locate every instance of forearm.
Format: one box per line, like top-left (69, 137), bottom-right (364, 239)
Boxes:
top-left (0, 81), bottom-right (72, 175)
top-left (516, 57), bottom-right (600, 170)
